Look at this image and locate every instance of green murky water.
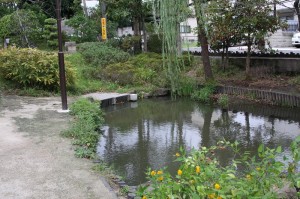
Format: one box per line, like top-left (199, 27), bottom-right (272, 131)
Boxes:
top-left (97, 98), bottom-right (300, 185)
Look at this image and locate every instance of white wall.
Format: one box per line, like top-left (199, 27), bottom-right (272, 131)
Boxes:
top-left (180, 17), bottom-right (198, 42)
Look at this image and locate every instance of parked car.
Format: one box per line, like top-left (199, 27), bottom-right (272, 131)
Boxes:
top-left (292, 32), bottom-right (300, 48)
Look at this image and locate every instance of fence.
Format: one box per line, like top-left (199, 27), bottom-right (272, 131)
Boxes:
top-left (216, 85), bottom-right (300, 107)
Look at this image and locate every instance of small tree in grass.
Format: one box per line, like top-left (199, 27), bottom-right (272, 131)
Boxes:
top-left (234, 0), bottom-right (285, 79)
top-left (207, 0), bottom-right (239, 71)
top-left (43, 18), bottom-right (58, 49)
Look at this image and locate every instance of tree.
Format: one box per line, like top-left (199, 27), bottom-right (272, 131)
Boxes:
top-left (0, 14), bottom-right (12, 47)
top-left (0, 0), bottom-right (17, 18)
top-left (193, 0), bottom-right (214, 81)
top-left (103, 0), bottom-right (151, 53)
top-left (65, 14), bottom-right (99, 43)
top-left (18, 0), bottom-right (78, 18)
top-left (207, 0), bottom-right (238, 71)
top-left (294, 0), bottom-right (300, 31)
top-left (43, 18), bottom-right (58, 48)
top-left (1, 9), bottom-right (44, 47)
top-left (234, 0), bottom-right (284, 78)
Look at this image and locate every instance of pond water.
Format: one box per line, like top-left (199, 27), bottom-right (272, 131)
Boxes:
top-left (97, 98), bottom-right (300, 186)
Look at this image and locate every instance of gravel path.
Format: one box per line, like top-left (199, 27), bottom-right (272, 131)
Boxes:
top-left (0, 95), bottom-right (117, 199)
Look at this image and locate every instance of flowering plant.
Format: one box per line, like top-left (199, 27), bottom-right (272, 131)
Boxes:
top-left (138, 138), bottom-right (300, 199)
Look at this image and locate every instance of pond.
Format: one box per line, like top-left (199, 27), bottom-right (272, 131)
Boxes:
top-left (97, 97), bottom-right (300, 186)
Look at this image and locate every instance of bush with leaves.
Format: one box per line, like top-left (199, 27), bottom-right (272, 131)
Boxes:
top-left (138, 138), bottom-right (300, 199)
top-left (100, 53), bottom-right (165, 86)
top-left (0, 47), bottom-right (76, 91)
top-left (43, 18), bottom-right (58, 48)
top-left (63, 98), bottom-right (104, 159)
top-left (77, 42), bottom-right (130, 67)
top-left (192, 84), bottom-right (216, 103)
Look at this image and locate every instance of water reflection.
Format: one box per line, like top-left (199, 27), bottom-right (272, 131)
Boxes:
top-left (97, 98), bottom-right (300, 185)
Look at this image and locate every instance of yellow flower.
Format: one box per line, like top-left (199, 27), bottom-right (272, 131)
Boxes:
top-left (142, 196), bottom-right (147, 199)
top-left (214, 183), bottom-right (221, 190)
top-left (150, 170), bottom-right (156, 176)
top-left (157, 170), bottom-right (163, 175)
top-left (217, 196), bottom-right (222, 199)
top-left (256, 167), bottom-right (261, 171)
top-left (196, 166), bottom-right (201, 174)
top-left (157, 176), bottom-right (164, 181)
top-left (175, 153), bottom-right (180, 157)
top-left (246, 174), bottom-right (251, 180)
top-left (208, 193), bottom-right (215, 199)
top-left (177, 169), bottom-right (183, 176)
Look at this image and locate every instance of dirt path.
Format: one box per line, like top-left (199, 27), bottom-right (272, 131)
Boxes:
top-left (0, 95), bottom-right (117, 199)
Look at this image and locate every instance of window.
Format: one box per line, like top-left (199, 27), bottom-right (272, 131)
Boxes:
top-left (180, 25), bottom-right (191, 33)
top-left (282, 20), bottom-right (298, 33)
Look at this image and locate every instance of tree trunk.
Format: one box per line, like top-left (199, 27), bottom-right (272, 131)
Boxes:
top-left (225, 44), bottom-right (229, 71)
top-left (133, 16), bottom-right (141, 54)
top-left (294, 0), bottom-right (300, 31)
top-left (82, 0), bottom-right (88, 17)
top-left (142, 16), bottom-right (147, 52)
top-left (199, 25), bottom-right (213, 81)
top-left (194, 0), bottom-right (213, 81)
top-left (246, 35), bottom-right (251, 79)
top-left (15, 9), bottom-right (30, 47)
top-left (221, 45), bottom-right (225, 71)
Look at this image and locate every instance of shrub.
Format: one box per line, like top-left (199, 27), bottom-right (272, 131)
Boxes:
top-left (77, 42), bottom-right (130, 67)
top-left (147, 34), bottom-right (163, 53)
top-left (63, 98), bottom-right (104, 159)
top-left (217, 94), bottom-right (229, 108)
top-left (192, 84), bottom-right (216, 103)
top-left (43, 18), bottom-right (58, 48)
top-left (101, 53), bottom-right (166, 86)
top-left (0, 47), bottom-right (76, 91)
top-left (138, 138), bottom-right (300, 199)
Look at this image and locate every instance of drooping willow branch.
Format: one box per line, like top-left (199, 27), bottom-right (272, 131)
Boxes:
top-left (152, 0), bottom-right (189, 95)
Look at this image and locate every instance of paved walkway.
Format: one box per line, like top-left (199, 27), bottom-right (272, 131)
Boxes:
top-left (0, 95), bottom-right (117, 199)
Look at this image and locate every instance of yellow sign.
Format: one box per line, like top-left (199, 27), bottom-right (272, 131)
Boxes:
top-left (102, 27), bottom-right (107, 40)
top-left (101, 18), bottom-right (107, 40)
top-left (101, 18), bottom-right (106, 26)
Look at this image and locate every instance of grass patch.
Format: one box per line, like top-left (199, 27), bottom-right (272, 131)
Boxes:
top-left (62, 98), bottom-right (104, 159)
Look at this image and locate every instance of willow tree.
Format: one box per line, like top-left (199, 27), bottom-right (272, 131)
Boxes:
top-left (193, 0), bottom-right (213, 81)
top-left (151, 0), bottom-right (190, 94)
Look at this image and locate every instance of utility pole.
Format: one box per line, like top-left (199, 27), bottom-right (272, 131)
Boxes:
top-left (56, 0), bottom-right (68, 111)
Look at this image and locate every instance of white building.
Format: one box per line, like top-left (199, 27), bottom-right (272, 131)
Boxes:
top-left (267, 1), bottom-right (299, 47)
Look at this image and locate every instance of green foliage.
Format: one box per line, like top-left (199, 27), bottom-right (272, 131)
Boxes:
top-left (147, 34), bottom-right (163, 53)
top-left (63, 98), bottom-right (104, 159)
top-left (177, 76), bottom-right (197, 97)
top-left (0, 9), bottom-right (44, 47)
top-left (43, 18), bottom-right (57, 48)
top-left (77, 42), bottom-right (130, 67)
top-left (192, 84), bottom-right (216, 103)
top-left (0, 14), bottom-right (12, 39)
top-left (217, 94), bottom-right (229, 108)
top-left (287, 136), bottom-right (300, 193)
top-left (120, 35), bottom-right (141, 54)
top-left (101, 53), bottom-right (165, 86)
top-left (0, 47), bottom-right (76, 91)
top-left (65, 14), bottom-right (99, 43)
top-left (152, 0), bottom-right (191, 94)
top-left (138, 140), bottom-right (300, 199)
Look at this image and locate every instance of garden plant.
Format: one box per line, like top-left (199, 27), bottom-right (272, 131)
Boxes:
top-left (138, 138), bottom-right (300, 199)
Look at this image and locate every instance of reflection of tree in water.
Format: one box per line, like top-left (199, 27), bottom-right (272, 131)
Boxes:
top-left (101, 98), bottom-right (195, 185)
top-left (100, 98), bottom-right (300, 185)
